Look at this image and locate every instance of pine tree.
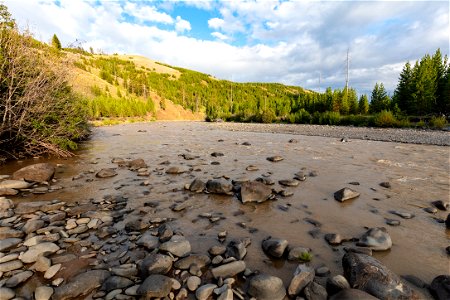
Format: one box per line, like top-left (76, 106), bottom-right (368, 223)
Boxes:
top-left (370, 83), bottom-right (391, 113)
top-left (393, 61), bottom-right (413, 114)
top-left (358, 94), bottom-right (369, 114)
top-left (412, 55), bottom-right (437, 115)
top-left (51, 34), bottom-right (61, 50)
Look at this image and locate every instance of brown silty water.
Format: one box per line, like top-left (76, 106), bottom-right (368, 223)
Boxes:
top-left (3, 121), bottom-right (449, 287)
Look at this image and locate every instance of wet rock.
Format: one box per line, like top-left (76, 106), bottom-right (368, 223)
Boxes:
top-left (96, 168), bottom-right (117, 178)
top-left (334, 188), bottom-right (360, 202)
top-left (137, 274), bottom-right (173, 299)
top-left (289, 138), bottom-right (298, 143)
top-left (206, 179), bottom-right (233, 195)
top-left (344, 246), bottom-right (373, 256)
top-left (357, 227), bottom-right (392, 251)
top-left (136, 232), bottom-right (160, 250)
top-left (0, 188), bottom-right (18, 196)
top-left (0, 238), bottom-right (22, 252)
top-left (129, 158), bottom-right (147, 169)
top-left (430, 275), bottom-right (450, 300)
top-left (248, 274), bottom-right (286, 300)
top-left (432, 200), bottom-right (449, 211)
top-left (111, 264), bottom-right (138, 278)
top-left (401, 275), bottom-right (428, 289)
top-left (19, 242), bottom-right (60, 263)
top-left (342, 252), bottom-right (417, 299)
top-left (329, 289), bottom-right (378, 300)
top-left (315, 266), bottom-right (330, 277)
top-left (324, 233), bottom-right (342, 245)
top-left (0, 179), bottom-right (33, 190)
top-left (0, 260), bottom-right (23, 272)
top-left (279, 179), bottom-right (299, 187)
top-left (446, 214), bottom-right (450, 229)
top-left (239, 181), bottom-right (273, 203)
top-left (211, 152), bottom-right (224, 157)
top-left (160, 235), bottom-right (191, 257)
top-left (189, 178), bottom-right (206, 193)
top-left (385, 218), bottom-right (401, 226)
top-left (5, 270), bottom-right (34, 287)
top-left (158, 223), bottom-right (174, 242)
top-left (181, 153), bottom-right (196, 160)
top-left (12, 163), bottom-right (55, 182)
top-left (0, 287), bottom-right (15, 300)
top-left (262, 236), bottom-right (288, 258)
top-left (101, 276), bottom-right (134, 292)
top-left (246, 165), bottom-right (259, 171)
top-left (139, 253), bottom-right (173, 276)
top-left (390, 210), bottom-right (414, 219)
top-left (125, 219), bottom-right (148, 232)
top-left (209, 245), bottom-right (226, 256)
top-left (267, 155), bottom-right (284, 162)
top-left (288, 264), bottom-right (315, 297)
top-left (174, 254), bottom-right (210, 270)
top-left (379, 181), bottom-right (391, 188)
top-left (226, 239), bottom-right (248, 260)
top-left (196, 284), bottom-right (217, 300)
top-left (294, 171), bottom-right (307, 181)
top-left (53, 270), bottom-right (110, 300)
top-left (255, 176), bottom-right (275, 185)
top-left (304, 281), bottom-right (327, 300)
top-left (211, 260), bottom-right (246, 279)
top-left (287, 246), bottom-right (310, 261)
top-left (166, 166), bottom-right (189, 174)
top-left (326, 275), bottom-right (350, 295)
top-left (424, 207), bottom-right (438, 214)
top-left (35, 286), bottom-right (54, 300)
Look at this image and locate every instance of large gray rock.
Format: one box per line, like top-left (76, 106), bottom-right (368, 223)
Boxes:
top-left (0, 227), bottom-right (24, 239)
top-left (225, 239), bottom-right (249, 260)
top-left (329, 289), bottom-right (378, 300)
top-left (342, 252), bottom-right (417, 299)
top-left (189, 178), bottom-right (206, 193)
top-left (0, 238), bottom-right (22, 252)
top-left (5, 270), bottom-right (34, 287)
top-left (262, 236), bottom-right (288, 258)
top-left (22, 219), bottom-right (45, 234)
top-left (334, 187), bottom-right (360, 202)
top-left (137, 274), bottom-right (173, 299)
top-left (96, 168), bottom-right (117, 178)
top-left (195, 284), bottom-right (217, 300)
top-left (239, 181), bottom-right (273, 203)
top-left (160, 235), bottom-right (191, 257)
top-left (19, 242), bottom-right (60, 263)
top-left (326, 275), bottom-right (350, 296)
top-left (53, 270), bottom-right (110, 300)
top-left (357, 227), bottom-right (392, 251)
top-left (0, 260), bottom-right (23, 272)
top-left (206, 179), bottom-right (233, 195)
top-left (12, 163), bottom-right (55, 182)
top-left (174, 254), bottom-right (210, 270)
top-left (136, 231), bottom-right (160, 250)
top-left (248, 274), bottom-right (286, 300)
top-left (211, 260), bottom-right (246, 279)
top-left (139, 253), bottom-right (173, 276)
top-left (304, 281), bottom-right (327, 300)
top-left (101, 276), bottom-right (134, 292)
top-left (288, 264), bottom-right (315, 297)
top-left (0, 287), bottom-right (15, 300)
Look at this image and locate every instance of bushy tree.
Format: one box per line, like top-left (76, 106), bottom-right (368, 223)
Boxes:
top-left (358, 94), bottom-right (369, 114)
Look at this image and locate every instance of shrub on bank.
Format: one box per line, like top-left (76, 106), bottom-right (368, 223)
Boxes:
top-left (429, 116), bottom-right (447, 129)
top-left (373, 110), bottom-right (398, 127)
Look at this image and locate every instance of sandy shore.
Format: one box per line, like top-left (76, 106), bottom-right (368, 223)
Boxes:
top-left (208, 122), bottom-right (450, 146)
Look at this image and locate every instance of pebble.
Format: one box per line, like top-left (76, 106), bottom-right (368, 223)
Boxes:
top-left (187, 276), bottom-right (201, 291)
top-left (35, 286), bottom-right (54, 300)
top-left (44, 263), bottom-right (61, 279)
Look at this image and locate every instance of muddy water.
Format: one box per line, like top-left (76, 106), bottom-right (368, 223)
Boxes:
top-left (3, 121), bottom-right (449, 285)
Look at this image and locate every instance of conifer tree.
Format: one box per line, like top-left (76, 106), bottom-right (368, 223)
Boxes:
top-left (51, 33), bottom-right (61, 50)
top-left (370, 83), bottom-right (391, 113)
top-left (393, 61), bottom-right (413, 114)
top-left (358, 94), bottom-right (369, 114)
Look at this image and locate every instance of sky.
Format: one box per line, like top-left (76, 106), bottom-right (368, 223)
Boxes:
top-left (4, 0), bottom-right (449, 96)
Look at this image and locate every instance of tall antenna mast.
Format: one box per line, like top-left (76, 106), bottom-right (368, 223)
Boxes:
top-left (319, 71), bottom-right (321, 93)
top-left (345, 48), bottom-right (349, 93)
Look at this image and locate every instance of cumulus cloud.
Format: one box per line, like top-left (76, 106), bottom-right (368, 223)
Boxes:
top-left (175, 16), bottom-right (191, 32)
top-left (211, 32), bottom-right (229, 41)
top-left (123, 2), bottom-right (173, 24)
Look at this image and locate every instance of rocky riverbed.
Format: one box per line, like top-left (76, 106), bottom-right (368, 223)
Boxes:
top-left (0, 121), bottom-right (449, 300)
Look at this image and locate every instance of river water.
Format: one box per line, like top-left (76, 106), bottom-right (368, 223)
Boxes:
top-left (2, 121), bottom-right (449, 288)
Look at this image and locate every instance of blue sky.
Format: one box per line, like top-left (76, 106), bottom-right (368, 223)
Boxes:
top-left (5, 0), bottom-right (449, 96)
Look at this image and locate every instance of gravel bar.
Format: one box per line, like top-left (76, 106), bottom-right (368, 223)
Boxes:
top-left (208, 122), bottom-right (450, 146)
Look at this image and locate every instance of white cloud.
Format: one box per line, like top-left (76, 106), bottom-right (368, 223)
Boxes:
top-left (211, 32), bottom-right (229, 41)
top-left (175, 16), bottom-right (191, 32)
top-left (208, 18), bottom-right (225, 30)
top-left (124, 2), bottom-right (173, 24)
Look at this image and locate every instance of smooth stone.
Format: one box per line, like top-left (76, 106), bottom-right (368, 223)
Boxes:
top-left (0, 238), bottom-right (22, 252)
top-left (0, 180), bottom-right (33, 190)
top-left (288, 264), bottom-right (315, 296)
top-left (35, 286), bottom-right (54, 300)
top-left (324, 233), bottom-right (342, 245)
top-left (53, 270), bottom-right (110, 299)
top-left (294, 171), bottom-right (307, 181)
top-left (196, 284), bottom-right (218, 300)
top-left (101, 276), bottom-right (134, 292)
top-left (5, 270), bottom-right (34, 287)
top-left (357, 227), bottom-right (392, 251)
top-left (430, 275), bottom-right (450, 300)
top-left (304, 281), bottom-right (327, 300)
top-left (44, 263), bottom-right (61, 279)
top-left (211, 260), bottom-right (246, 279)
top-left (385, 218), bottom-right (401, 226)
top-left (248, 274), bottom-right (286, 300)
top-left (239, 181), bottom-right (273, 203)
top-left (315, 266), bottom-right (330, 277)
top-left (105, 289), bottom-right (122, 300)
top-left (32, 256), bottom-right (51, 272)
top-left (24, 233), bottom-right (60, 247)
top-left (0, 287), bottom-right (15, 300)
top-left (96, 168), bottom-right (117, 178)
top-left (129, 158), bottom-right (147, 169)
top-left (136, 274), bottom-right (173, 299)
top-left (166, 166), bottom-right (189, 174)
top-left (209, 245), bottom-right (226, 256)
top-left (390, 210), bottom-right (414, 219)
top-left (20, 242), bottom-right (60, 263)
top-left (125, 285), bottom-right (140, 296)
top-left (326, 275), bottom-right (350, 296)
top-left (225, 239), bottom-right (248, 260)
top-left (206, 179), bottom-right (233, 195)
top-left (0, 227), bottom-right (24, 239)
top-left (160, 235), bottom-right (191, 257)
top-left (266, 156), bottom-right (284, 162)
top-left (432, 200), bottom-right (449, 211)
top-left (424, 207), bottom-right (438, 214)
top-left (262, 237), bottom-right (288, 258)
top-left (158, 223), bottom-right (174, 242)
top-left (342, 252), bottom-right (417, 299)
top-left (174, 254), bottom-right (210, 270)
top-left (287, 247), bottom-right (310, 261)
top-left (329, 289), bottom-right (378, 300)
top-left (22, 219), bottom-right (45, 234)
top-left (0, 253), bottom-right (19, 264)
top-left (0, 260), bottom-right (23, 272)
top-left (279, 179), bottom-right (299, 187)
top-left (186, 276), bottom-right (201, 291)
top-left (12, 163), bottom-right (55, 183)
top-left (139, 253), bottom-right (173, 276)
top-left (334, 187), bottom-right (360, 202)
top-left (110, 264), bottom-right (138, 278)
top-left (136, 232), bottom-right (160, 250)
top-left (189, 178), bottom-right (206, 193)
top-left (217, 288), bottom-right (233, 300)
top-left (379, 181), bottom-right (391, 188)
